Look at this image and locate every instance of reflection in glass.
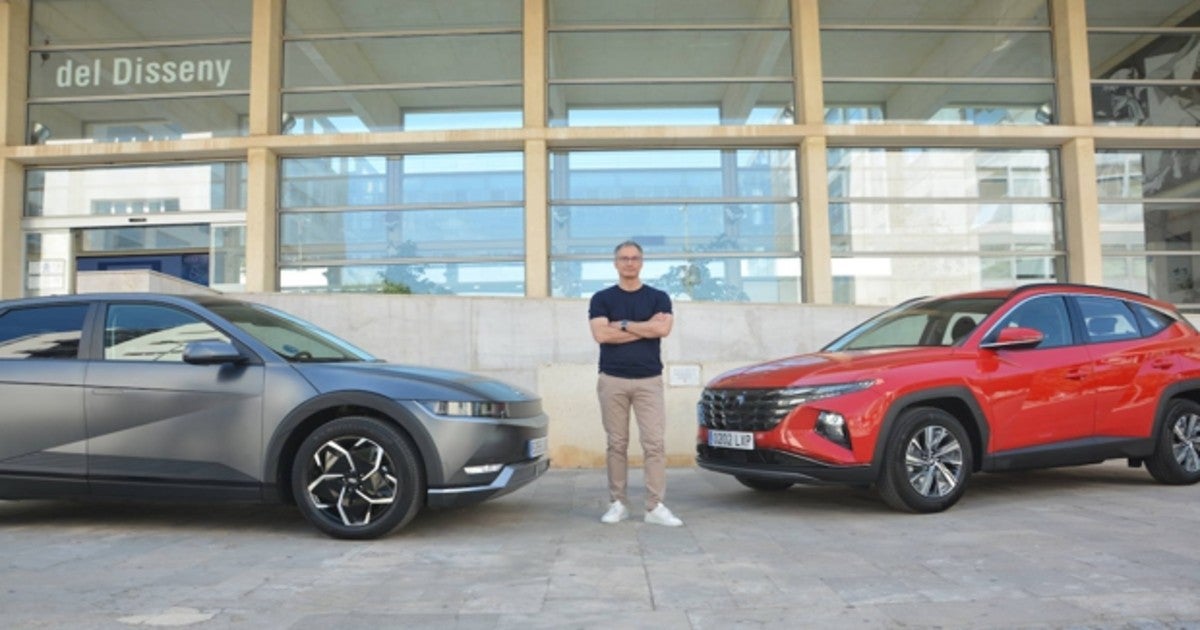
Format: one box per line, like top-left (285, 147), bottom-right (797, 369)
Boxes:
top-left (1103, 255), bottom-right (1200, 308)
top-left (283, 36), bottom-right (520, 88)
top-left (280, 208), bottom-right (525, 262)
top-left (279, 263), bottom-right (525, 296)
top-left (549, 149), bottom-right (799, 302)
top-left (1085, 0), bottom-right (1198, 28)
top-left (549, 0), bottom-right (791, 27)
top-left (25, 163), bottom-right (246, 217)
top-left (29, 45), bottom-right (251, 99)
top-left (285, 0), bottom-right (521, 33)
top-left (824, 82), bottom-right (1055, 125)
top-left (818, 0), bottom-right (1048, 26)
top-left (829, 203), bottom-right (1062, 253)
top-left (1090, 28), bottom-right (1200, 127)
top-left (822, 32), bottom-right (1053, 79)
top-left (283, 88), bottom-right (521, 134)
top-left (281, 153), bottom-right (523, 208)
top-left (551, 257), bottom-right (801, 302)
top-left (828, 148), bottom-right (1060, 198)
top-left (28, 96), bottom-right (248, 144)
top-left (549, 83), bottom-right (792, 127)
top-left (32, 0), bottom-right (251, 45)
top-left (832, 255), bottom-right (1063, 305)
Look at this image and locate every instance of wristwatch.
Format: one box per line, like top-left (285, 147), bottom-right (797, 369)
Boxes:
top-left (620, 320), bottom-right (628, 331)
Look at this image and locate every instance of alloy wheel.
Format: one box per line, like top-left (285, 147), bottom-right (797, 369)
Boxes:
top-left (1170, 412), bottom-right (1200, 473)
top-left (305, 436), bottom-right (398, 527)
top-left (904, 425), bottom-right (964, 498)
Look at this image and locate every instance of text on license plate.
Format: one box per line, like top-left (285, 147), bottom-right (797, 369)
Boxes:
top-left (527, 436), bottom-right (548, 458)
top-left (708, 430), bottom-right (754, 450)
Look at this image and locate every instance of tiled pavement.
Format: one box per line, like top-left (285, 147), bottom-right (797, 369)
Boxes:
top-left (1, 462), bottom-right (1198, 629)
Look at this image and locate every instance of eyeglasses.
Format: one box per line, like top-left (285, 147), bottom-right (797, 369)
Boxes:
top-left (616, 256), bottom-right (643, 263)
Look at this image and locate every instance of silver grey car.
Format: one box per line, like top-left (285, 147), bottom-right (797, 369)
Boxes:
top-left (0, 293), bottom-right (550, 539)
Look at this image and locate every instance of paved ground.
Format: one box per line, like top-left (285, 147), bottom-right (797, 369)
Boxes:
top-left (1, 463), bottom-right (1199, 629)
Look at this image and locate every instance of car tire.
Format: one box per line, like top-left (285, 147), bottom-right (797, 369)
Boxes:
top-left (292, 416), bottom-right (424, 539)
top-left (735, 476), bottom-right (794, 492)
top-left (1145, 399), bottom-right (1200, 485)
top-left (878, 406), bottom-right (973, 514)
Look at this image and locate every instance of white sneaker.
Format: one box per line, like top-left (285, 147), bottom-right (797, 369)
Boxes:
top-left (644, 503), bottom-right (683, 527)
top-left (600, 501), bottom-right (628, 524)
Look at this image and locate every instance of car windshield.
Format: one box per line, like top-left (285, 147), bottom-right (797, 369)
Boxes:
top-left (824, 297), bottom-right (1005, 351)
top-left (207, 302), bottom-right (375, 363)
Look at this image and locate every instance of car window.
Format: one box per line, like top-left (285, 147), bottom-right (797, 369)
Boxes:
top-left (1131, 302), bottom-right (1178, 336)
top-left (826, 297), bottom-right (1003, 350)
top-left (104, 304), bottom-right (229, 362)
top-left (993, 295), bottom-right (1073, 349)
top-left (1075, 296), bottom-right (1140, 343)
top-left (0, 304), bottom-right (88, 359)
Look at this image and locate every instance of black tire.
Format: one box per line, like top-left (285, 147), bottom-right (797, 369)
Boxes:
top-left (878, 407), bottom-right (973, 514)
top-left (736, 476), bottom-right (794, 492)
top-left (1145, 399), bottom-right (1200, 485)
top-left (292, 416), bottom-right (424, 539)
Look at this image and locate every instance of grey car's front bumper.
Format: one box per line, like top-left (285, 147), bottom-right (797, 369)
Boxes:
top-left (426, 456), bottom-right (550, 508)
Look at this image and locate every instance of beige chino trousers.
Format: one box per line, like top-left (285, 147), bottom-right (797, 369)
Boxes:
top-left (597, 372), bottom-right (667, 511)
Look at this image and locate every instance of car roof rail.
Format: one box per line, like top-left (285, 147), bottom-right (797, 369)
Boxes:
top-left (1007, 283), bottom-right (1151, 301)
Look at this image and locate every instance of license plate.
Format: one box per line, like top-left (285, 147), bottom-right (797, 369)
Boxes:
top-left (708, 430), bottom-right (754, 450)
top-left (527, 436), bottom-right (548, 458)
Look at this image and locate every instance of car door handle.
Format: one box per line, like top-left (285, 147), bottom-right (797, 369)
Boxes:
top-left (1151, 359), bottom-right (1173, 370)
top-left (1065, 369), bottom-right (1088, 380)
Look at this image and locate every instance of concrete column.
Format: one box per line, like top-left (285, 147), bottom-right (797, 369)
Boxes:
top-left (791, 0), bottom-right (824, 125)
top-left (523, 0), bottom-right (546, 129)
top-left (524, 141), bottom-right (549, 297)
top-left (1061, 137), bottom-right (1103, 284)
top-left (249, 0), bottom-right (284, 136)
top-left (245, 148), bottom-right (279, 292)
top-left (0, 0), bottom-right (30, 298)
top-left (800, 137), bottom-right (833, 303)
top-left (1049, 0), bottom-right (1093, 126)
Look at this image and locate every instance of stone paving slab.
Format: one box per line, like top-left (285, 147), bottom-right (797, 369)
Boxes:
top-left (1, 462), bottom-right (1198, 629)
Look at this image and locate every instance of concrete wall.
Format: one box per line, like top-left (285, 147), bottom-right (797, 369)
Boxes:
top-left (244, 292), bottom-right (881, 468)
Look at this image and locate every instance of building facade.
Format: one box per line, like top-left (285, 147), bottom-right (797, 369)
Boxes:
top-left (2, 0), bottom-right (1200, 308)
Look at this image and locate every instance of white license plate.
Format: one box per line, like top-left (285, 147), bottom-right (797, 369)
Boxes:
top-left (527, 436), bottom-right (548, 458)
top-left (708, 430), bottom-right (754, 450)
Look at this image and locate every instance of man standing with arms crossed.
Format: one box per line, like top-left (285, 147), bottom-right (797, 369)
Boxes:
top-left (588, 241), bottom-right (683, 527)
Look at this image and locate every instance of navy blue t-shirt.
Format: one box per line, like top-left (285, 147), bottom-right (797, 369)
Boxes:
top-left (588, 284), bottom-right (672, 378)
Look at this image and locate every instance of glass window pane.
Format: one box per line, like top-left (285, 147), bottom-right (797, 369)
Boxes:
top-left (551, 257), bottom-right (801, 302)
top-left (549, 31), bottom-right (792, 80)
top-left (28, 96), bottom-right (248, 145)
top-left (549, 0), bottom-right (791, 27)
top-left (551, 149), bottom-right (797, 201)
top-left (280, 208), bottom-right (525, 262)
top-left (1085, 0), bottom-right (1199, 28)
top-left (0, 305), bottom-right (87, 360)
top-left (832, 255), bottom-right (1064, 305)
top-left (283, 88), bottom-right (521, 134)
top-left (1104, 254), bottom-right (1200, 307)
top-left (819, 0), bottom-right (1049, 26)
top-left (103, 304), bottom-right (228, 362)
top-left (1096, 150), bottom-right (1200, 199)
top-left (285, 0), bottom-right (521, 33)
top-left (824, 82), bottom-right (1055, 125)
top-left (280, 153), bottom-right (523, 208)
top-left (280, 263), bottom-right (525, 296)
top-left (25, 163), bottom-right (246, 217)
top-left (828, 149), bottom-right (1060, 199)
top-left (78, 225), bottom-right (212, 253)
top-left (283, 36), bottom-right (520, 88)
top-left (549, 82), bottom-right (792, 127)
top-left (551, 203), bottom-right (798, 256)
top-left (822, 32), bottom-right (1053, 79)
top-left (1100, 203), bottom-right (1200, 252)
top-left (32, 0), bottom-right (251, 45)
top-left (830, 202), bottom-right (1062, 253)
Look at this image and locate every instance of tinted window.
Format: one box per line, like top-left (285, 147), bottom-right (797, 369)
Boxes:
top-left (104, 304), bottom-right (228, 362)
top-left (1075, 296), bottom-right (1140, 343)
top-left (993, 295), bottom-right (1073, 348)
top-left (0, 304), bottom-right (88, 359)
top-left (1131, 302), bottom-right (1177, 336)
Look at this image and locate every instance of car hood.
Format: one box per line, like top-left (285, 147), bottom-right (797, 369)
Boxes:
top-left (291, 362), bottom-right (538, 402)
top-left (708, 347), bottom-right (958, 389)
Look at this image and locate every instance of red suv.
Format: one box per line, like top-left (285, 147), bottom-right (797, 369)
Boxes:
top-left (696, 284), bottom-right (1200, 513)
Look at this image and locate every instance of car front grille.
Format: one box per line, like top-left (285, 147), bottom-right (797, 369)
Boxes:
top-left (698, 388), bottom-right (796, 432)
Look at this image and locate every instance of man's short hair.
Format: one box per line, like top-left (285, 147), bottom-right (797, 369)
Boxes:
top-left (613, 240), bottom-right (643, 256)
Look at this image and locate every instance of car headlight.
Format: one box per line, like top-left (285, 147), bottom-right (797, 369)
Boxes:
top-left (418, 400), bottom-right (510, 419)
top-left (776, 380), bottom-right (877, 405)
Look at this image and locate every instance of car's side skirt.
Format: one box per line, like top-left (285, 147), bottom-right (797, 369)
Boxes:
top-left (982, 436), bottom-right (1154, 473)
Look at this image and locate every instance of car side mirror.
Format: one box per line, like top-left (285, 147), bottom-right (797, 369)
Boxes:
top-left (981, 326), bottom-right (1044, 350)
top-left (183, 340), bottom-right (247, 365)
